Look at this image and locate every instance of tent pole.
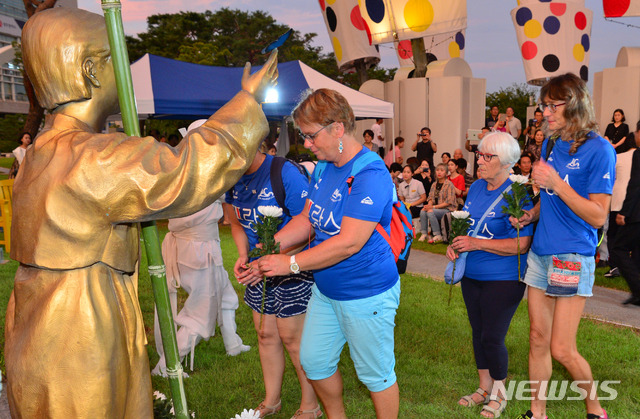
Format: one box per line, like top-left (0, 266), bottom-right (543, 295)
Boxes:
top-left (100, 1), bottom-right (189, 417)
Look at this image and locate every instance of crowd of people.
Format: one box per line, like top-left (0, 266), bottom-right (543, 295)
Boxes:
top-left (11, 43), bottom-right (632, 419)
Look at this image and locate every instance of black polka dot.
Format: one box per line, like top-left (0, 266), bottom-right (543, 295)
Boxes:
top-left (542, 54), bottom-right (560, 72)
top-left (580, 65), bottom-right (588, 81)
top-left (326, 7), bottom-right (337, 32)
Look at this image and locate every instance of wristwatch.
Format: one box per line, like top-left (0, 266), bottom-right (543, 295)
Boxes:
top-left (289, 255), bottom-right (300, 274)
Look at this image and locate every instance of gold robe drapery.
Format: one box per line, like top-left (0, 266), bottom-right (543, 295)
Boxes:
top-left (6, 90), bottom-right (268, 418)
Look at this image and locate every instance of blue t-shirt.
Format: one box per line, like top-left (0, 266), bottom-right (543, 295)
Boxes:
top-left (532, 132), bottom-right (616, 256)
top-left (463, 179), bottom-right (534, 281)
top-left (225, 154), bottom-right (309, 260)
top-left (309, 148), bottom-right (397, 300)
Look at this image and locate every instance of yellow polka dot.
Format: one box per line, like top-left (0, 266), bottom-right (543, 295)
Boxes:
top-left (573, 44), bottom-right (585, 61)
top-left (524, 19), bottom-right (542, 38)
top-left (326, 0), bottom-right (337, 4)
top-left (404, 0), bottom-right (434, 33)
top-left (448, 41), bottom-right (460, 58)
top-left (332, 36), bottom-right (342, 62)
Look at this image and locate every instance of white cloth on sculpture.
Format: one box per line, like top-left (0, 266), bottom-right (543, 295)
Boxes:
top-left (153, 198), bottom-right (248, 375)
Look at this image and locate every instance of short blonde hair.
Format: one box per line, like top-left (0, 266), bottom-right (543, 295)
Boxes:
top-left (292, 88), bottom-right (356, 134)
top-left (22, 8), bottom-right (109, 110)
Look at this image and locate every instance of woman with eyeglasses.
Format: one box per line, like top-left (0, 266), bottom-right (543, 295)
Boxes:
top-left (223, 148), bottom-right (320, 418)
top-left (448, 132), bottom-right (533, 419)
top-left (511, 73), bottom-right (614, 419)
top-left (243, 88), bottom-right (400, 418)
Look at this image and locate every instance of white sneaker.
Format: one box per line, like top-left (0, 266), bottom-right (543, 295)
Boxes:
top-left (418, 233), bottom-right (427, 242)
top-left (226, 344), bottom-right (251, 356)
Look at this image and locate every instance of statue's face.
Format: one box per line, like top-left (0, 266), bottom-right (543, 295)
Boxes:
top-left (91, 30), bottom-right (119, 114)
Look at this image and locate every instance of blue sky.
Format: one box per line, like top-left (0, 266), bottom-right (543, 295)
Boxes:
top-left (78, 0), bottom-right (640, 92)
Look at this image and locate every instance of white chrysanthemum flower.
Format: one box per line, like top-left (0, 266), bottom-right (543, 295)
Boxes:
top-left (451, 210), bottom-right (471, 219)
top-left (258, 205), bottom-right (283, 218)
top-left (153, 391), bottom-right (167, 401)
top-left (231, 408), bottom-right (261, 419)
top-left (509, 174), bottom-right (530, 185)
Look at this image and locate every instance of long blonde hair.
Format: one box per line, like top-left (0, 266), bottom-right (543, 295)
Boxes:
top-left (539, 73), bottom-right (598, 154)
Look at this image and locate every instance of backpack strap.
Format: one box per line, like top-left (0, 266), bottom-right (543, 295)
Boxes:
top-left (270, 156), bottom-right (289, 217)
top-left (346, 151), bottom-right (384, 193)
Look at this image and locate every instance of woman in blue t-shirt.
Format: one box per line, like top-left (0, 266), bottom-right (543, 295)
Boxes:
top-left (223, 150), bottom-right (320, 418)
top-left (447, 132), bottom-right (533, 419)
top-left (244, 89), bottom-right (400, 418)
top-left (511, 74), bottom-right (614, 419)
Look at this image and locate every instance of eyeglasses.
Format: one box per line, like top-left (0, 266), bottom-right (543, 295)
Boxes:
top-left (299, 123), bottom-right (333, 143)
top-left (475, 151), bottom-right (498, 162)
top-left (538, 102), bottom-right (566, 113)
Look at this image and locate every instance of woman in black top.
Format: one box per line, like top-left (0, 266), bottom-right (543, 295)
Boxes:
top-left (604, 108), bottom-right (629, 153)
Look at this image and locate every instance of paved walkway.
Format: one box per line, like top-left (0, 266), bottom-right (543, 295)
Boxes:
top-left (406, 248), bottom-right (640, 329)
top-left (0, 249), bottom-right (637, 418)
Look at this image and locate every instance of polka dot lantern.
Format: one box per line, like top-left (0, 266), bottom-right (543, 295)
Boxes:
top-left (319, 0), bottom-right (380, 72)
top-left (603, 0), bottom-right (640, 17)
top-left (394, 30), bottom-right (466, 67)
top-left (511, 0), bottom-right (592, 86)
top-left (359, 0), bottom-right (466, 45)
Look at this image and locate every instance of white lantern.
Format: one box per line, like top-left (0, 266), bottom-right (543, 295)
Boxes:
top-left (511, 0), bottom-right (593, 85)
top-left (319, 0), bottom-right (380, 73)
top-left (359, 0), bottom-right (467, 45)
top-left (394, 30), bottom-right (466, 67)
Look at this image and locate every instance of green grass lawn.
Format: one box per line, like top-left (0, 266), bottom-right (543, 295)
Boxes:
top-left (0, 225), bottom-right (639, 418)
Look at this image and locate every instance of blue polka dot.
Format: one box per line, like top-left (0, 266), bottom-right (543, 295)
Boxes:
top-left (515, 8), bottom-right (533, 26)
top-left (365, 0), bottom-right (386, 24)
top-left (543, 16), bottom-right (560, 34)
top-left (581, 34), bottom-right (590, 52)
top-left (455, 32), bottom-right (465, 50)
top-left (539, 0), bottom-right (552, 2)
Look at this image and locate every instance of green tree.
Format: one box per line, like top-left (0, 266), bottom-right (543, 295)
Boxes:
top-left (486, 83), bottom-right (539, 129)
top-left (126, 8), bottom-right (394, 90)
top-left (0, 114), bottom-right (27, 152)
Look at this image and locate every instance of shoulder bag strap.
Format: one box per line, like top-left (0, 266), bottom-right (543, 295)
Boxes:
top-left (470, 184), bottom-right (512, 238)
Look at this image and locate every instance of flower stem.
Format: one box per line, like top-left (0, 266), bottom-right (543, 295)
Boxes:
top-left (448, 259), bottom-right (456, 306)
top-left (517, 227), bottom-right (521, 282)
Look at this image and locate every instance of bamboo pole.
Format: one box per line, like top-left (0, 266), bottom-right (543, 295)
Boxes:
top-left (100, 1), bottom-right (189, 417)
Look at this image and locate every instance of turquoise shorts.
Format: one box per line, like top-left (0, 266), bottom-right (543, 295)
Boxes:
top-left (524, 250), bottom-right (595, 297)
top-left (300, 279), bottom-right (400, 392)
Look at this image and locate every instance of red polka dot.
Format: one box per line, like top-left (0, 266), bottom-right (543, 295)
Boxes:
top-left (575, 12), bottom-right (587, 30)
top-left (550, 3), bottom-right (566, 16)
top-left (603, 0), bottom-right (631, 17)
top-left (521, 41), bottom-right (537, 60)
top-left (350, 6), bottom-right (366, 30)
top-left (365, 23), bottom-right (372, 45)
top-left (319, 0), bottom-right (325, 12)
top-left (398, 40), bottom-right (413, 59)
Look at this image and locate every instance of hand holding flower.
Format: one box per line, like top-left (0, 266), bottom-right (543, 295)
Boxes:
top-left (236, 261), bottom-right (264, 286)
top-left (257, 254), bottom-right (291, 277)
top-left (450, 235), bottom-right (479, 253)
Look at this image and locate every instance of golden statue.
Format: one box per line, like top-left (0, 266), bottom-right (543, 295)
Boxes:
top-left (6, 8), bottom-right (277, 418)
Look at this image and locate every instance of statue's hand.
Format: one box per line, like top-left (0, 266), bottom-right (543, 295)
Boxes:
top-left (242, 49), bottom-right (278, 103)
